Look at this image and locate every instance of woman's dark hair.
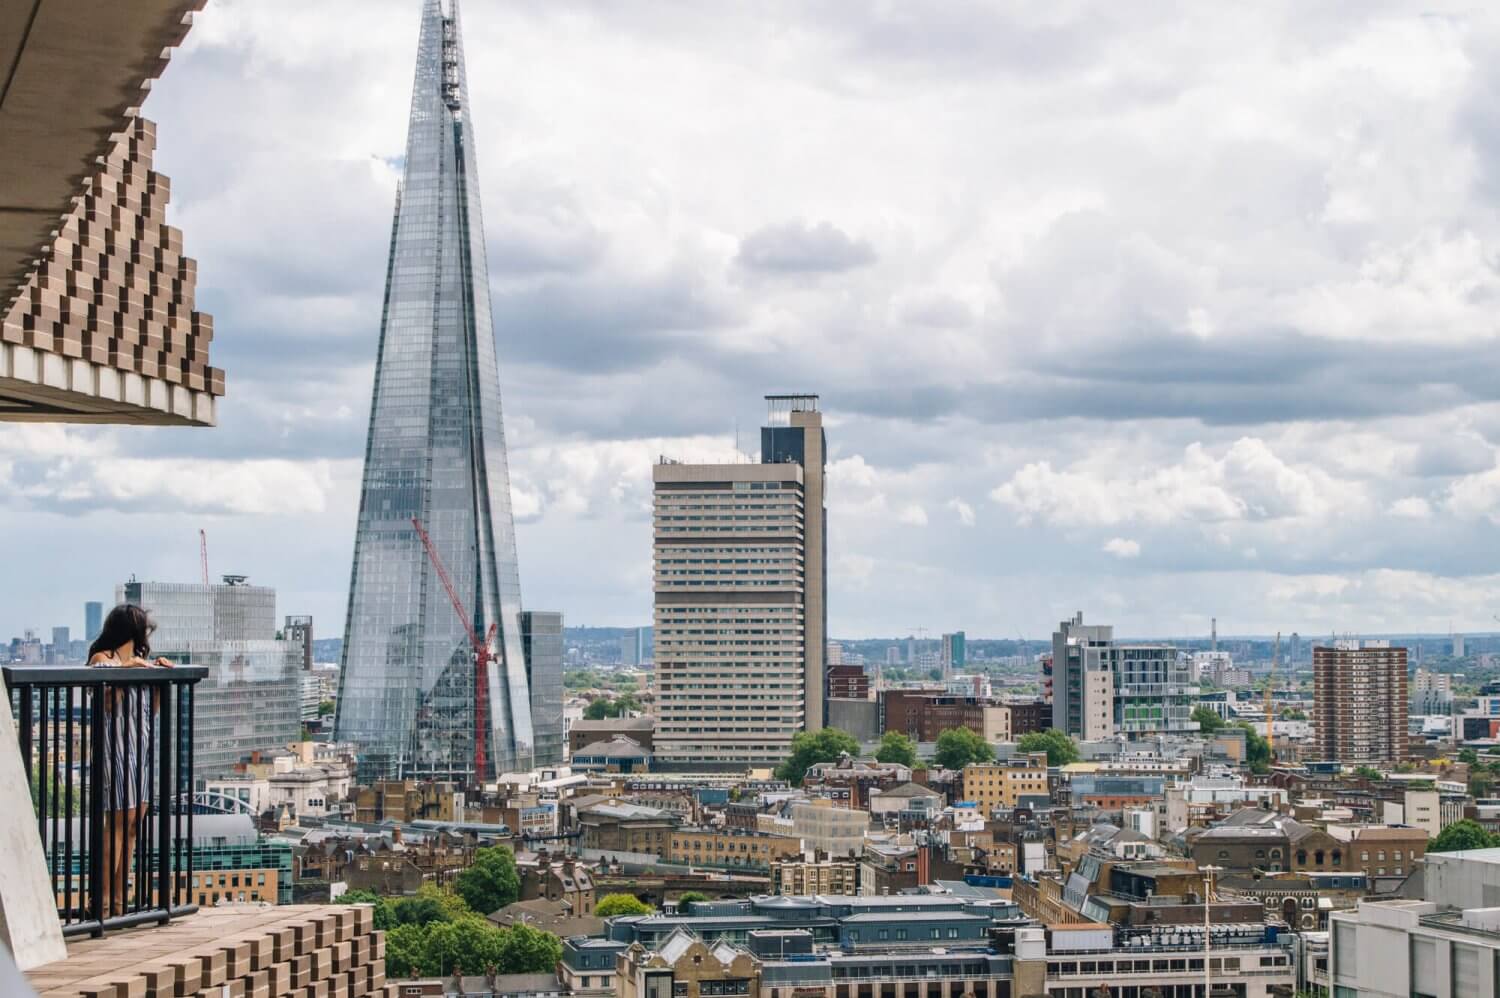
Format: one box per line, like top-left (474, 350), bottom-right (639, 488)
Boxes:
top-left (88, 604), bottom-right (154, 661)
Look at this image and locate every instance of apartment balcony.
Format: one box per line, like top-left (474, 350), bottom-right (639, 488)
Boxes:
top-left (6, 663), bottom-right (205, 937)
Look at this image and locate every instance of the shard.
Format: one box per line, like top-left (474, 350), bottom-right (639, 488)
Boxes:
top-left (335, 0), bottom-right (533, 781)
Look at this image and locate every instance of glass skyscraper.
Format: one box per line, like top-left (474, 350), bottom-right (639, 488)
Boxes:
top-left (335, 0), bottom-right (534, 781)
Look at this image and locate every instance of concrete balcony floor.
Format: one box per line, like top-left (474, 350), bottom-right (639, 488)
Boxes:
top-left (25, 903), bottom-right (389, 998)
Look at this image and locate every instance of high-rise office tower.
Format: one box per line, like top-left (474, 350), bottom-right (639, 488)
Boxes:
top-left (284, 615), bottom-right (313, 671)
top-left (941, 631), bottom-right (966, 677)
top-left (51, 627), bottom-right (69, 653)
top-left (652, 394), bottom-right (826, 769)
top-left (335, 0), bottom-right (533, 782)
top-left (121, 577), bottom-right (301, 781)
top-left (521, 611), bottom-right (564, 767)
top-left (1314, 641), bottom-right (1408, 764)
top-left (84, 602), bottom-right (103, 643)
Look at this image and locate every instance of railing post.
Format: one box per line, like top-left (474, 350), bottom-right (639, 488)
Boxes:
top-left (87, 679), bottom-right (106, 937)
top-left (157, 678), bottom-right (173, 921)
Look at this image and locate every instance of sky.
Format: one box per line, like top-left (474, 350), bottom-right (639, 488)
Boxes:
top-left (6, 0), bottom-right (1500, 642)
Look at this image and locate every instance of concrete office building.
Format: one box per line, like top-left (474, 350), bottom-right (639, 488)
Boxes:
top-left (652, 394), bottom-right (826, 770)
top-left (1051, 613), bottom-right (1198, 739)
top-left (120, 576), bottom-right (301, 781)
top-left (522, 610), bottom-right (566, 767)
top-left (1329, 849), bottom-right (1500, 997)
top-left (84, 601), bottom-right (103, 643)
top-left (1314, 641), bottom-right (1408, 764)
top-left (1052, 613), bottom-right (1115, 739)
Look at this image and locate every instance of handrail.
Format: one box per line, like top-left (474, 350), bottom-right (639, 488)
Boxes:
top-left (4, 664), bottom-right (207, 938)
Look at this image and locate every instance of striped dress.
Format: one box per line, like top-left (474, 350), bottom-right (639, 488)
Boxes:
top-left (100, 676), bottom-right (153, 812)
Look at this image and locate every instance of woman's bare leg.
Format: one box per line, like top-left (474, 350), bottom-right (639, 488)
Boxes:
top-left (120, 805), bottom-right (142, 914)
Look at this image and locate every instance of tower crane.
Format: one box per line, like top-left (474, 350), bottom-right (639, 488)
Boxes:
top-left (410, 516), bottom-right (493, 784)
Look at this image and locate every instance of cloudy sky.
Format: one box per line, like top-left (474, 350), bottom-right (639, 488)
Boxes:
top-left (7, 0), bottom-right (1500, 642)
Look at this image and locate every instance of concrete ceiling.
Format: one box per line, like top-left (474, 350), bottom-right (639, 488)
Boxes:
top-left (0, 0), bottom-right (205, 302)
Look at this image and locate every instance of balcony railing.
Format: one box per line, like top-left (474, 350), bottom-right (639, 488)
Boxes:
top-left (5, 664), bottom-right (206, 937)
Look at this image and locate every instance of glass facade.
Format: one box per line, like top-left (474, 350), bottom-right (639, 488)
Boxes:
top-left (521, 611), bottom-right (565, 767)
top-left (335, 0), bottom-right (533, 781)
top-left (120, 580), bottom-right (301, 783)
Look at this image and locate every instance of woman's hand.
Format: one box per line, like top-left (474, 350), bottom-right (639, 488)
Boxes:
top-left (153, 657), bottom-right (174, 669)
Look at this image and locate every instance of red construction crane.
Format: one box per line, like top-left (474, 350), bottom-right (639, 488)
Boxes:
top-left (410, 516), bottom-right (493, 783)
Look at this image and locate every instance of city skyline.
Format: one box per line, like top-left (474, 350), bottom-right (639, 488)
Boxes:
top-left (7, 2), bottom-right (1500, 639)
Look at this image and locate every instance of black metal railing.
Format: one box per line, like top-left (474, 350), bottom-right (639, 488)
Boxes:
top-left (4, 664), bottom-right (206, 937)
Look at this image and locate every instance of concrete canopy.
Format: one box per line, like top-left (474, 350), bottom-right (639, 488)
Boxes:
top-left (0, 1), bottom-right (203, 299)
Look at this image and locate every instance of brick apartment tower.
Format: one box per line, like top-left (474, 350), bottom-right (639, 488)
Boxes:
top-left (1313, 641), bottom-right (1408, 764)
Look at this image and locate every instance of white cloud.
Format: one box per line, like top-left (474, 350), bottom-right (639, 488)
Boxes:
top-left (1389, 496), bottom-right (1433, 519)
top-left (991, 437), bottom-right (1363, 529)
top-left (1102, 537), bottom-right (1141, 558)
top-left (897, 503), bottom-right (929, 527)
top-left (947, 498), bottom-right (976, 527)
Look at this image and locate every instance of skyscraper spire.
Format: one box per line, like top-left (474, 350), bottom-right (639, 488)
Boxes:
top-left (335, 0), bottom-right (533, 781)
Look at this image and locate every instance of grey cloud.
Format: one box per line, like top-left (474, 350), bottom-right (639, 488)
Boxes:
top-left (491, 270), bottom-right (737, 374)
top-left (735, 221), bottom-right (876, 275)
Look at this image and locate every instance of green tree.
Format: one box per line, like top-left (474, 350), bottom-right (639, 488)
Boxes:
top-left (676, 891), bottom-right (708, 905)
top-left (1190, 706), bottom-right (1225, 734)
top-left (1459, 748), bottom-right (1480, 765)
top-left (389, 883), bottom-right (470, 927)
top-left (382, 914), bottom-right (562, 978)
top-left (933, 727), bottom-right (994, 770)
top-left (1236, 723), bottom-right (1270, 774)
top-left (384, 923), bottom-right (428, 978)
top-left (317, 699), bottom-right (335, 717)
top-left (1352, 765), bottom-right (1383, 781)
top-left (30, 764), bottom-right (80, 816)
top-left (338, 889), bottom-right (392, 931)
top-left (875, 731), bottom-right (918, 768)
top-left (454, 845), bottom-right (521, 915)
top-left (495, 922), bottom-right (563, 974)
top-left (596, 893), bottom-right (655, 917)
top-left (1279, 707), bottom-right (1306, 721)
top-left (583, 693), bottom-right (642, 721)
top-left (1429, 819), bottom-right (1499, 854)
top-left (774, 728), bottom-right (861, 784)
top-left (1015, 729), bottom-right (1080, 767)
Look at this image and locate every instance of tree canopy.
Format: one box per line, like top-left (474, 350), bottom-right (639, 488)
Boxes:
top-left (1015, 729), bottom-right (1080, 767)
top-left (454, 845), bottom-right (521, 915)
top-left (1236, 723), bottom-right (1271, 774)
top-left (933, 727), bottom-right (994, 770)
top-left (583, 694), bottom-right (642, 721)
top-left (874, 731), bottom-right (918, 768)
top-left (1430, 819), bottom-right (1500, 853)
top-left (675, 891), bottom-right (708, 905)
top-left (341, 884), bottom-right (559, 978)
top-left (596, 893), bottom-right (655, 917)
top-left (1352, 765), bottom-right (1383, 781)
top-left (774, 728), bottom-right (861, 784)
top-left (1190, 707), bottom-right (1224, 734)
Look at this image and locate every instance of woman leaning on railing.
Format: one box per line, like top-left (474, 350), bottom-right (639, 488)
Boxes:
top-left (85, 604), bottom-right (174, 918)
